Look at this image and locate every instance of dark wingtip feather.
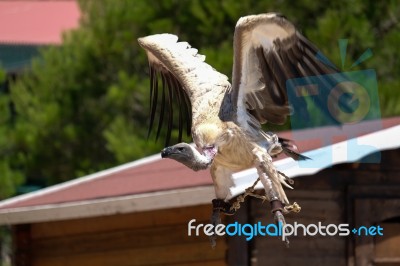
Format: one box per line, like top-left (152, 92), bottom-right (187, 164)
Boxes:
top-left (172, 78), bottom-right (184, 142)
top-left (147, 67), bottom-right (158, 139)
top-left (183, 91), bottom-right (192, 136)
top-left (146, 66), bottom-right (192, 146)
top-left (282, 147), bottom-right (311, 161)
top-left (156, 72), bottom-right (166, 141)
top-left (165, 74), bottom-right (174, 146)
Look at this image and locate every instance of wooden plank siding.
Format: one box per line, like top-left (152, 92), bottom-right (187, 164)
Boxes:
top-left (250, 149), bottom-right (400, 266)
top-left (250, 189), bottom-right (347, 266)
top-left (375, 223), bottom-right (400, 265)
top-left (28, 204), bottom-right (227, 266)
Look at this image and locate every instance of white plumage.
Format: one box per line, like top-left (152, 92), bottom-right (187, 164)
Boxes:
top-left (138, 13), bottom-right (346, 225)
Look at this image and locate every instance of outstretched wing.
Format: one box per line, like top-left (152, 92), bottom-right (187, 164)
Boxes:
top-left (231, 13), bottom-right (347, 129)
top-left (138, 34), bottom-right (230, 146)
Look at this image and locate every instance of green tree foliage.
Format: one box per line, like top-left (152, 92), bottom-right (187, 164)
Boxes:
top-left (0, 0), bottom-right (399, 198)
top-left (0, 68), bottom-right (5, 83)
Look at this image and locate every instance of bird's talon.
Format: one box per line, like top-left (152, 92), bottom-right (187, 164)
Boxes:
top-left (274, 210), bottom-right (285, 225)
top-left (273, 210), bottom-right (291, 246)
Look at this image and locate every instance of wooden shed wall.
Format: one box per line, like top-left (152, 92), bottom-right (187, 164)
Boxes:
top-left (251, 189), bottom-right (346, 265)
top-left (15, 204), bottom-right (227, 266)
top-left (250, 149), bottom-right (400, 266)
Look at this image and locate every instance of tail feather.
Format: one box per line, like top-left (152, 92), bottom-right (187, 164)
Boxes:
top-left (279, 137), bottom-right (311, 161)
top-left (282, 146), bottom-right (311, 161)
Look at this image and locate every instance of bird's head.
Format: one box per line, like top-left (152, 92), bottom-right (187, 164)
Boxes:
top-left (161, 143), bottom-right (194, 161)
top-left (161, 143), bottom-right (211, 171)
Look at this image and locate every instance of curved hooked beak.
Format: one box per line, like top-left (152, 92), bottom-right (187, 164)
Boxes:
top-left (161, 147), bottom-right (172, 158)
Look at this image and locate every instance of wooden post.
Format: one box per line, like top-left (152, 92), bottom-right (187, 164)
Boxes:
top-left (226, 199), bottom-right (250, 266)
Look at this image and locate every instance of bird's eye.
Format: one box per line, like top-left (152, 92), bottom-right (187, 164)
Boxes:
top-left (177, 147), bottom-right (184, 152)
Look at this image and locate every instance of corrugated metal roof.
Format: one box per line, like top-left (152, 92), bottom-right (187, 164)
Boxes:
top-left (2, 154), bottom-right (212, 209)
top-left (0, 117), bottom-right (399, 225)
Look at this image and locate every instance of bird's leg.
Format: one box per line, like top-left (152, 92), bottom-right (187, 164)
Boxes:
top-left (209, 203), bottom-right (221, 249)
top-left (253, 148), bottom-right (290, 246)
top-left (212, 199), bottom-right (235, 215)
top-left (209, 198), bottom-right (235, 248)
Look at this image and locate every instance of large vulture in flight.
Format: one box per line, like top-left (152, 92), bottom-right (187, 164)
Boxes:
top-left (138, 13), bottom-right (345, 236)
